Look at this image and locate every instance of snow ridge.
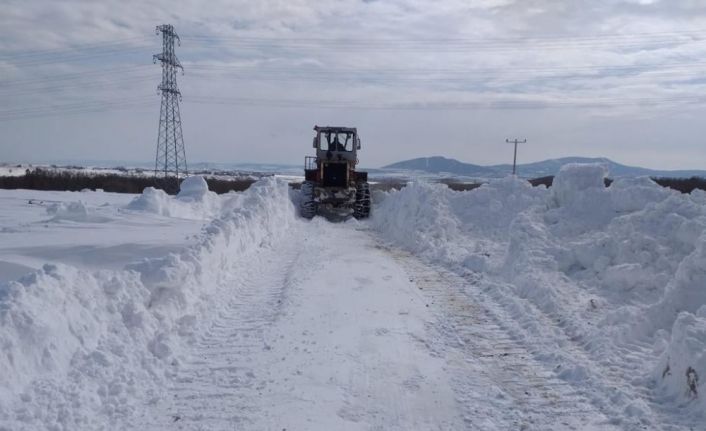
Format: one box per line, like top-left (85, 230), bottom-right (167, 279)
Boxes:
top-left (372, 164), bottom-right (706, 427)
top-left (0, 177), bottom-right (295, 429)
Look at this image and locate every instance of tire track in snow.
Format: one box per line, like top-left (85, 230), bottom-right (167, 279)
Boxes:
top-left (247, 221), bottom-right (465, 430)
top-left (387, 238), bottom-right (697, 430)
top-left (136, 221), bottom-right (466, 430)
top-left (140, 232), bottom-right (305, 430)
top-left (386, 246), bottom-right (621, 430)
top-left (131, 217), bottom-right (675, 430)
top-left (482, 278), bottom-right (699, 431)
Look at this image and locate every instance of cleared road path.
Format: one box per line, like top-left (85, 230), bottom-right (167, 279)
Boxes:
top-left (139, 219), bottom-right (614, 430)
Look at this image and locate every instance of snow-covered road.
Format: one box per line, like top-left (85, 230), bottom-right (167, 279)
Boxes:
top-left (137, 220), bottom-right (465, 430)
top-left (130, 220), bottom-right (617, 430)
top-left (2, 168), bottom-right (706, 430)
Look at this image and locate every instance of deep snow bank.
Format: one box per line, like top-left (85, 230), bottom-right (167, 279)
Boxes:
top-left (126, 176), bottom-right (223, 220)
top-left (372, 164), bottom-right (706, 420)
top-left (372, 177), bottom-right (547, 272)
top-left (0, 177), bottom-right (296, 429)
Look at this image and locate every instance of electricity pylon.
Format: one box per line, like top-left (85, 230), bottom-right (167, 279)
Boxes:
top-left (153, 24), bottom-right (187, 193)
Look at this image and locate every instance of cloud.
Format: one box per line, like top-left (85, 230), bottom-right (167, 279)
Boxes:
top-left (1, 0), bottom-right (706, 169)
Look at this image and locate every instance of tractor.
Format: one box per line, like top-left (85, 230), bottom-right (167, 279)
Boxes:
top-left (300, 125), bottom-right (371, 220)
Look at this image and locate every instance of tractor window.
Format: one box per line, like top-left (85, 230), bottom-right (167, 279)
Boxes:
top-left (320, 132), bottom-right (354, 151)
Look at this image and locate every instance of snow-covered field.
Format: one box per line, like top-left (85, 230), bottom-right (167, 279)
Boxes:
top-left (0, 162), bottom-right (276, 183)
top-left (1, 166), bottom-right (704, 430)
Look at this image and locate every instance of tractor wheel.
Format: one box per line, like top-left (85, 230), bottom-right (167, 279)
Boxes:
top-left (353, 182), bottom-right (371, 219)
top-left (300, 181), bottom-right (318, 219)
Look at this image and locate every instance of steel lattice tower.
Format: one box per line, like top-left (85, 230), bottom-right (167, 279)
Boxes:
top-left (153, 24), bottom-right (187, 193)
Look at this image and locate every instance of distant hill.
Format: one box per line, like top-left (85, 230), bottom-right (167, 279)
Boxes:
top-left (381, 156), bottom-right (497, 177)
top-left (382, 156), bottom-right (706, 179)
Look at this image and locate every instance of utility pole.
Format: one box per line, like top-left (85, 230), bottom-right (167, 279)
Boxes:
top-left (153, 24), bottom-right (187, 193)
top-left (505, 138), bottom-right (526, 176)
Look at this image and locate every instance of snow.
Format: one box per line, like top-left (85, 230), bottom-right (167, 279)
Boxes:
top-left (0, 189), bottom-right (204, 281)
top-left (176, 175), bottom-right (209, 199)
top-left (0, 177), bottom-right (295, 429)
top-left (655, 310), bottom-right (706, 409)
top-left (0, 164), bottom-right (27, 177)
top-left (372, 176), bottom-right (545, 272)
top-left (372, 163), bottom-right (706, 427)
top-left (0, 162), bottom-right (282, 185)
top-left (137, 220), bottom-right (466, 430)
top-left (126, 176), bottom-right (223, 220)
top-left (1, 162), bottom-right (705, 429)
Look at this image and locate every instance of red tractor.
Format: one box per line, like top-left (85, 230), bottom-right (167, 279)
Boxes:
top-left (300, 125), bottom-right (371, 219)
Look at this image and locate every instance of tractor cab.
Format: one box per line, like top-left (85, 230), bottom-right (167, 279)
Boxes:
top-left (306, 126), bottom-right (364, 188)
top-left (314, 127), bottom-right (360, 161)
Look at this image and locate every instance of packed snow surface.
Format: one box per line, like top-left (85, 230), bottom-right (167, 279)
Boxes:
top-left (1, 166), bottom-right (705, 430)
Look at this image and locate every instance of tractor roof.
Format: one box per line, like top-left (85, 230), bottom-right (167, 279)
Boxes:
top-left (314, 125), bottom-right (357, 134)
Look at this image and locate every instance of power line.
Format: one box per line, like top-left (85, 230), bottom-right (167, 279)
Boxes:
top-left (179, 30), bottom-right (706, 52)
top-left (3, 60), bottom-right (704, 100)
top-left (0, 73), bottom-right (154, 98)
top-left (0, 46), bottom-right (153, 67)
top-left (5, 59), bottom-right (703, 93)
top-left (182, 66), bottom-right (706, 87)
top-left (2, 91), bottom-right (704, 123)
top-left (2, 29), bottom-right (704, 69)
top-left (0, 65), bottom-right (150, 88)
top-left (185, 94), bottom-right (706, 110)
top-left (0, 37), bottom-right (151, 60)
top-left (181, 29), bottom-right (706, 43)
top-left (186, 60), bottom-right (706, 75)
top-left (2, 51), bottom-right (690, 86)
top-left (3, 28), bottom-right (706, 123)
top-left (0, 97), bottom-right (155, 121)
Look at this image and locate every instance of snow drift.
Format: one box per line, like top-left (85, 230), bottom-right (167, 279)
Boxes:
top-left (0, 177), bottom-right (296, 429)
top-left (126, 176), bottom-right (223, 220)
top-left (372, 164), bottom-right (706, 421)
top-left (4, 165), bottom-right (706, 428)
top-left (46, 200), bottom-right (111, 223)
top-left (372, 177), bottom-right (546, 272)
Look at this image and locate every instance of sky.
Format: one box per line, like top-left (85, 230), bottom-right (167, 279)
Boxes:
top-left (2, 0), bottom-right (706, 170)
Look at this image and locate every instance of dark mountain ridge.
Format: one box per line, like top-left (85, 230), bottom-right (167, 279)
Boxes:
top-left (383, 156), bottom-right (706, 178)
